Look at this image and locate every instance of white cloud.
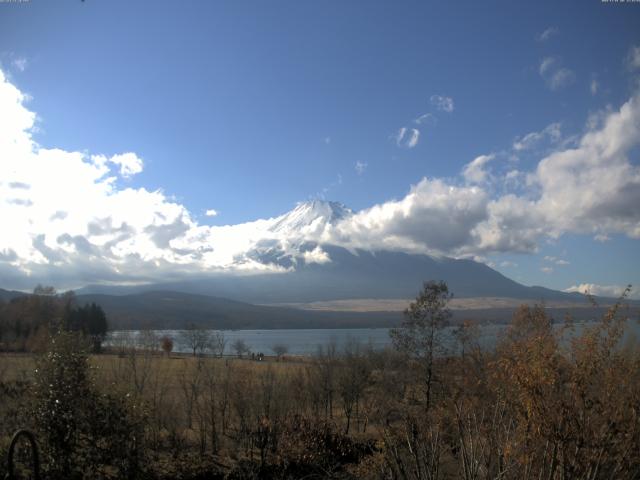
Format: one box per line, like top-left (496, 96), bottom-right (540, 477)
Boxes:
top-left (0, 68), bottom-right (293, 288)
top-left (627, 45), bottom-right (640, 71)
top-left (324, 136), bottom-right (331, 144)
top-left (355, 161), bottom-right (367, 175)
top-left (462, 154), bottom-right (494, 184)
top-left (205, 209), bottom-right (218, 217)
top-left (407, 130), bottom-right (420, 147)
top-left (472, 195), bottom-right (545, 254)
top-left (100, 152), bottom-right (144, 178)
top-left (302, 245), bottom-right (331, 264)
top-left (565, 283), bottom-right (637, 299)
top-left (533, 92), bottom-right (640, 239)
top-left (537, 27), bottom-right (559, 42)
top-left (545, 256), bottom-right (569, 266)
top-left (409, 89), bottom-right (640, 256)
top-left (513, 123), bottom-right (561, 151)
top-left (325, 178), bottom-right (489, 255)
top-left (590, 77), bottom-right (599, 96)
top-left (395, 127), bottom-right (420, 148)
top-left (539, 57), bottom-right (575, 91)
top-left (1, 63), bottom-right (639, 289)
top-left (539, 57), bottom-right (557, 76)
top-left (458, 91), bottom-right (640, 255)
top-left (430, 95), bottom-right (454, 113)
top-left (541, 266), bottom-right (554, 274)
top-left (414, 113), bottom-right (436, 125)
top-left (503, 169), bottom-right (525, 189)
top-left (11, 57), bottom-right (28, 72)
top-left (550, 68), bottom-right (576, 90)
top-left (500, 261), bottom-right (518, 268)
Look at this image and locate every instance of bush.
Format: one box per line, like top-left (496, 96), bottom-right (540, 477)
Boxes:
top-left (33, 330), bottom-right (146, 479)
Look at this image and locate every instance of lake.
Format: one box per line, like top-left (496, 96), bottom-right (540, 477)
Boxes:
top-left (107, 320), bottom-right (640, 356)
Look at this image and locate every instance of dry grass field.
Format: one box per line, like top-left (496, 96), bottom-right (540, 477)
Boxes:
top-left (1, 295), bottom-right (640, 479)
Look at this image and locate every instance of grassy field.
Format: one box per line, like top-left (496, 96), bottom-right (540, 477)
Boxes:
top-left (1, 300), bottom-right (640, 479)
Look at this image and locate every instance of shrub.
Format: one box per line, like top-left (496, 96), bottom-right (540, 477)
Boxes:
top-left (33, 330), bottom-right (146, 479)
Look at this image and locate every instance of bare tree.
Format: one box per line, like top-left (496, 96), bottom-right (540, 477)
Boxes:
top-left (390, 280), bottom-right (451, 411)
top-left (121, 329), bottom-right (160, 397)
top-left (179, 324), bottom-right (211, 357)
top-left (208, 330), bottom-right (227, 357)
top-left (138, 329), bottom-right (159, 353)
top-left (453, 319), bottom-right (480, 359)
top-left (271, 343), bottom-right (288, 360)
top-left (111, 330), bottom-right (134, 357)
top-left (33, 284), bottom-right (57, 296)
top-left (143, 354), bottom-right (175, 448)
top-left (311, 339), bottom-right (338, 419)
top-left (178, 357), bottom-right (204, 430)
top-left (232, 338), bottom-right (249, 358)
top-left (337, 338), bottom-right (372, 434)
top-left (199, 358), bottom-right (221, 453)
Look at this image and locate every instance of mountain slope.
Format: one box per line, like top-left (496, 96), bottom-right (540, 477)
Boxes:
top-left (76, 200), bottom-right (585, 304)
top-left (78, 245), bottom-right (584, 304)
top-left (0, 288), bottom-right (27, 302)
top-left (75, 290), bottom-right (622, 331)
top-left (76, 290), bottom-right (400, 330)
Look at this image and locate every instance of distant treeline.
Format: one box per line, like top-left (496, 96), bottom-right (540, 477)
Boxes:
top-left (0, 285), bottom-right (108, 352)
top-left (51, 290), bottom-right (617, 331)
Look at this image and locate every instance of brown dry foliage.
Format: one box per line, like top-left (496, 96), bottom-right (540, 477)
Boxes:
top-left (0, 287), bottom-right (639, 479)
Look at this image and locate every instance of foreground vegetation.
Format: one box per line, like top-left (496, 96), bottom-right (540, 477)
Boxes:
top-left (0, 283), bottom-right (639, 479)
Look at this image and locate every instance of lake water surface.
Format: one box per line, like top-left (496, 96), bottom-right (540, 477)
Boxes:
top-left (108, 320), bottom-right (640, 356)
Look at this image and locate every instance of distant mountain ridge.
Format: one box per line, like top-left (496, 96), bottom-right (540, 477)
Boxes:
top-left (0, 288), bottom-right (630, 331)
top-left (0, 197), bottom-right (633, 331)
top-left (0, 200), bottom-right (622, 321)
top-left (0, 288), bottom-right (26, 302)
top-left (78, 245), bottom-right (585, 304)
top-left (73, 290), bottom-right (401, 330)
top-left (75, 198), bottom-right (588, 304)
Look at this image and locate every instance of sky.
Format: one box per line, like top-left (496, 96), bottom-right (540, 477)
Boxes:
top-left (0, 0), bottom-right (639, 297)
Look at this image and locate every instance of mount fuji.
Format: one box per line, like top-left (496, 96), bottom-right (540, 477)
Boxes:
top-left (268, 200), bottom-right (352, 236)
top-left (79, 200), bottom-right (583, 305)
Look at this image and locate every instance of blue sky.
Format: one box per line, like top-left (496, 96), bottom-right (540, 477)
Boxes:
top-left (1, 0), bottom-right (639, 296)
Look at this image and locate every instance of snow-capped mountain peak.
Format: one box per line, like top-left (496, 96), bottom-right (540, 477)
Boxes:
top-left (241, 200), bottom-right (351, 269)
top-left (269, 200), bottom-right (352, 236)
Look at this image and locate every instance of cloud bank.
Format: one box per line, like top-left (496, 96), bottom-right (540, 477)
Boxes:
top-left (1, 68), bottom-right (640, 290)
top-left (565, 283), bottom-right (637, 300)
